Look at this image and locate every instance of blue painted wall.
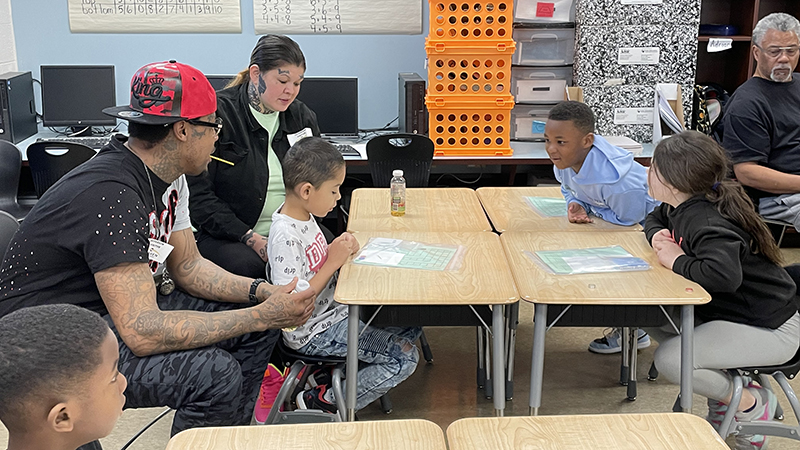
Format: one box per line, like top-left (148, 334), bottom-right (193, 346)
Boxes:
top-left (10, 0), bottom-right (429, 128)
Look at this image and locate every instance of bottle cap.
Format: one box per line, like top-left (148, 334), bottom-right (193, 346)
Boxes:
top-left (294, 279), bottom-right (311, 292)
top-left (393, 169), bottom-right (404, 177)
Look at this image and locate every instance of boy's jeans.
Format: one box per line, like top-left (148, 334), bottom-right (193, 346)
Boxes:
top-left (298, 319), bottom-right (422, 410)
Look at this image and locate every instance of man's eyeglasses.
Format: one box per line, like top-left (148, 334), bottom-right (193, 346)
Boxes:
top-left (756, 44), bottom-right (800, 58)
top-left (186, 117), bottom-right (223, 135)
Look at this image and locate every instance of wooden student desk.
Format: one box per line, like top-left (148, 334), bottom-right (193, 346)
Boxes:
top-left (335, 231), bottom-right (519, 420)
top-left (476, 186), bottom-right (642, 233)
top-left (446, 413), bottom-right (729, 450)
top-left (499, 231), bottom-right (710, 415)
top-left (164, 419), bottom-right (448, 450)
top-left (347, 188), bottom-right (492, 232)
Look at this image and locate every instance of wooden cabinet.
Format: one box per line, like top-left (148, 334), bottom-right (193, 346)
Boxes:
top-left (696, 0), bottom-right (800, 92)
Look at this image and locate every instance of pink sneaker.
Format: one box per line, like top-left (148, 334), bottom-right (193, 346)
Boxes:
top-left (253, 363), bottom-right (288, 424)
top-left (733, 384), bottom-right (778, 450)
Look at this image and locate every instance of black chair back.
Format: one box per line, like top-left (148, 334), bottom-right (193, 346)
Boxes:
top-left (366, 134), bottom-right (434, 188)
top-left (0, 141), bottom-right (29, 220)
top-left (26, 142), bottom-right (96, 198)
top-left (0, 210), bottom-right (20, 261)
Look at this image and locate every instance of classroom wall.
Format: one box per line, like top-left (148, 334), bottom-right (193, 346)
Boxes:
top-left (9, 0), bottom-right (429, 129)
top-left (0, 0), bottom-right (18, 74)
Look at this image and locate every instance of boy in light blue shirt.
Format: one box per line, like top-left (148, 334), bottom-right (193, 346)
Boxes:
top-left (544, 101), bottom-right (658, 226)
top-left (544, 101), bottom-right (658, 353)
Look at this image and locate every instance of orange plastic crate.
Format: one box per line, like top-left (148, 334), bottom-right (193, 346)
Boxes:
top-left (427, 50), bottom-right (513, 97)
top-left (429, 1), bottom-right (513, 41)
top-left (426, 95), bottom-right (514, 156)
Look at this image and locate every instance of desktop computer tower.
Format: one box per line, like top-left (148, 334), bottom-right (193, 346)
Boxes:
top-left (0, 71), bottom-right (37, 144)
top-left (398, 73), bottom-right (427, 135)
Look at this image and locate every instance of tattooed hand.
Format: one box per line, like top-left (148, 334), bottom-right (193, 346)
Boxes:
top-left (254, 277), bottom-right (316, 329)
top-left (243, 230), bottom-right (269, 262)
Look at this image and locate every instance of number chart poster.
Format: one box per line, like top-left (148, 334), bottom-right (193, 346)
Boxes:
top-left (69, 0), bottom-right (242, 33)
top-left (255, 0), bottom-right (422, 35)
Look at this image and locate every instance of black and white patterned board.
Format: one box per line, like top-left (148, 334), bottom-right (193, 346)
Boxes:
top-left (582, 83), bottom-right (693, 143)
top-left (575, 0), bottom-right (701, 26)
top-left (574, 24), bottom-right (698, 86)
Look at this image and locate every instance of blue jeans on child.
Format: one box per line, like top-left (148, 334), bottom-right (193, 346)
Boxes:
top-left (298, 319), bottom-right (422, 410)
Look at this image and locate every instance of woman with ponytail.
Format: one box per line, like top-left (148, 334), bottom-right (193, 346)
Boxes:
top-left (187, 35), bottom-right (321, 278)
top-left (646, 130), bottom-right (800, 450)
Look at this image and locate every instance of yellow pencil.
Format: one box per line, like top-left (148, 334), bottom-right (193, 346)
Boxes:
top-left (210, 155), bottom-right (234, 166)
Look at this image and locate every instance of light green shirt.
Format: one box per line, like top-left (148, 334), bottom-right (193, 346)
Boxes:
top-left (249, 105), bottom-right (285, 236)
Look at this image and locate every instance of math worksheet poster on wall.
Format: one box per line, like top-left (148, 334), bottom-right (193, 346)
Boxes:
top-left (69, 0), bottom-right (242, 33)
top-left (254, 0), bottom-right (422, 35)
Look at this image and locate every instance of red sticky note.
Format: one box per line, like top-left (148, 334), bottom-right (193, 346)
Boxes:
top-left (536, 2), bottom-right (555, 18)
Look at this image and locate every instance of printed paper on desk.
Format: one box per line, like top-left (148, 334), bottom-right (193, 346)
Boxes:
top-left (618, 47), bottom-right (660, 65)
top-left (707, 38), bottom-right (733, 53)
top-left (614, 108), bottom-right (655, 125)
top-left (287, 128), bottom-right (313, 147)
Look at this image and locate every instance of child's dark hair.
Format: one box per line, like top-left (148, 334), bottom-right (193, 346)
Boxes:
top-left (283, 136), bottom-right (345, 192)
top-left (0, 304), bottom-right (110, 432)
top-left (548, 101), bottom-right (596, 135)
top-left (652, 131), bottom-right (782, 264)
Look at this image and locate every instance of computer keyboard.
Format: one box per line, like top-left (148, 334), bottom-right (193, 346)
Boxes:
top-left (36, 136), bottom-right (112, 150)
top-left (333, 143), bottom-right (361, 157)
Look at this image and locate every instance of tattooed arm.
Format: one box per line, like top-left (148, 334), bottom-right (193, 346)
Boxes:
top-left (95, 261), bottom-right (315, 357)
top-left (241, 229), bottom-right (269, 262)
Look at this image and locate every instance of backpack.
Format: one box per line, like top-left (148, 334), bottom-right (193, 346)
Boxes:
top-left (692, 83), bottom-right (730, 144)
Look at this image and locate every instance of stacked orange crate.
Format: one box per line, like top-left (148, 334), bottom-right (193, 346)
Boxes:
top-left (426, 1), bottom-right (516, 156)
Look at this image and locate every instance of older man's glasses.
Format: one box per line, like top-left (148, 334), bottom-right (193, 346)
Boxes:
top-left (186, 117), bottom-right (223, 135)
top-left (757, 45), bottom-right (800, 58)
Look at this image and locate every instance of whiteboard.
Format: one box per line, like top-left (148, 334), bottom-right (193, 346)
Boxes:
top-left (254, 0), bottom-right (422, 35)
top-left (68, 0), bottom-right (242, 33)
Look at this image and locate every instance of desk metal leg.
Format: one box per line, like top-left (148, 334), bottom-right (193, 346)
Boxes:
top-left (346, 305), bottom-right (360, 422)
top-left (492, 305), bottom-right (506, 416)
top-left (529, 304), bottom-right (547, 416)
top-left (679, 305), bottom-right (694, 413)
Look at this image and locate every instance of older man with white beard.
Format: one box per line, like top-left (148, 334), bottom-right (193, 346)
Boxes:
top-left (723, 13), bottom-right (800, 230)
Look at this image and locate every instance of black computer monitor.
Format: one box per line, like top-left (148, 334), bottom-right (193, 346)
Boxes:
top-left (41, 65), bottom-right (116, 133)
top-left (295, 77), bottom-right (358, 138)
top-left (206, 75), bottom-right (234, 92)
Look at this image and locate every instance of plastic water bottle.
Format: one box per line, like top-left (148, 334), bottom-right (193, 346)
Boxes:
top-left (283, 279), bottom-right (311, 332)
top-left (391, 169), bottom-right (406, 216)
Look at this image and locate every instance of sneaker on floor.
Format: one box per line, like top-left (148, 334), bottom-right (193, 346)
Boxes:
top-left (588, 328), bottom-right (651, 354)
top-left (253, 363), bottom-right (288, 424)
top-left (732, 384), bottom-right (778, 450)
top-left (296, 385), bottom-right (338, 414)
top-left (306, 366), bottom-right (333, 389)
top-left (706, 398), bottom-right (728, 431)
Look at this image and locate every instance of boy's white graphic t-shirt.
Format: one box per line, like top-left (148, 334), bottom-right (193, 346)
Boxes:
top-left (267, 206), bottom-right (348, 349)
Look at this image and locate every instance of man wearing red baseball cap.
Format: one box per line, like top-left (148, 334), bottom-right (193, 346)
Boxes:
top-left (0, 61), bottom-right (315, 441)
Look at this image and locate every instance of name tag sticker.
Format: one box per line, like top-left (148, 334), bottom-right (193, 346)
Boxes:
top-left (707, 38), bottom-right (733, 53)
top-left (287, 127), bottom-right (314, 147)
top-left (618, 47), bottom-right (661, 65)
top-left (148, 239), bottom-right (174, 264)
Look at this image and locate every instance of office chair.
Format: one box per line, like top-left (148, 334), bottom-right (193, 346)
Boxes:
top-left (26, 141), bottom-right (96, 198)
top-left (366, 133), bottom-right (434, 188)
top-left (0, 141), bottom-right (32, 220)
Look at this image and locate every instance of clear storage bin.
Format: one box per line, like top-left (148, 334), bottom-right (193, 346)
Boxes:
top-left (512, 28), bottom-right (575, 66)
top-left (514, 0), bottom-right (575, 23)
top-left (511, 66), bottom-right (573, 103)
top-left (511, 104), bottom-right (553, 140)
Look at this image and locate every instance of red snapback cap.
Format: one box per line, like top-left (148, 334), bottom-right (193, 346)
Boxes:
top-left (103, 60), bottom-right (216, 125)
